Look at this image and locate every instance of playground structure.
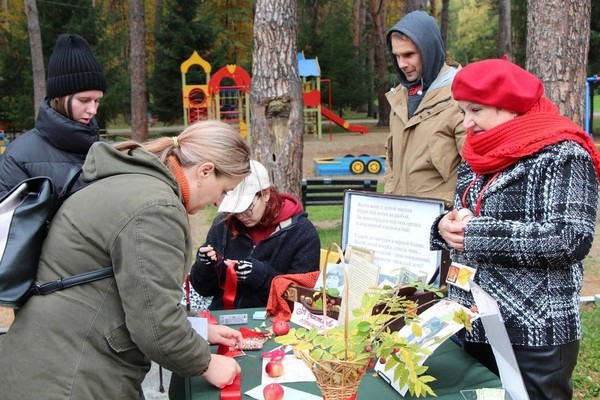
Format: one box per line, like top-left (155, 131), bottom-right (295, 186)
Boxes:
top-left (585, 75), bottom-right (599, 135)
top-left (298, 52), bottom-right (369, 138)
top-left (313, 154), bottom-right (385, 176)
top-left (180, 51), bottom-right (251, 138)
top-left (0, 130), bottom-right (8, 154)
top-left (180, 51), bottom-right (368, 139)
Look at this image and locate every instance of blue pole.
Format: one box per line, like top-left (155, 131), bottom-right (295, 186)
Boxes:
top-left (585, 75), bottom-right (599, 136)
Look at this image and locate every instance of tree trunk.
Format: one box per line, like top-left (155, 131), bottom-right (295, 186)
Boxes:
top-left (154, 0), bottom-right (162, 32)
top-left (130, 0), bottom-right (148, 142)
top-left (429, 0), bottom-right (437, 18)
top-left (369, 0), bottom-right (390, 126)
top-left (526, 0), bottom-right (590, 125)
top-left (24, 0), bottom-right (44, 117)
top-left (440, 0), bottom-right (450, 49)
top-left (353, 0), bottom-right (361, 47)
top-left (251, 0), bottom-right (303, 198)
top-left (498, 0), bottom-right (512, 60)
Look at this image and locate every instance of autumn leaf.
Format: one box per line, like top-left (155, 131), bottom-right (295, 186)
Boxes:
top-left (457, 268), bottom-right (473, 285)
top-left (453, 309), bottom-right (473, 331)
top-left (411, 323), bottom-right (423, 338)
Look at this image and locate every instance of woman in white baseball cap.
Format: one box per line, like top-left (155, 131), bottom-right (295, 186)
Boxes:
top-left (189, 160), bottom-right (321, 310)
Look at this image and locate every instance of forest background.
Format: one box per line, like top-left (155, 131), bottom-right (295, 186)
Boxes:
top-left (1, 0), bottom-right (599, 135)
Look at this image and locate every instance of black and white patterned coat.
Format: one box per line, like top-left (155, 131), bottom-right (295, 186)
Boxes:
top-left (431, 141), bottom-right (598, 346)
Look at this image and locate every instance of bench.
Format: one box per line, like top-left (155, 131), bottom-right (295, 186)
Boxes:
top-left (301, 178), bottom-right (378, 208)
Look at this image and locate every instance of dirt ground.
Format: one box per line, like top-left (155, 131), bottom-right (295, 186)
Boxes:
top-left (1, 125), bottom-right (599, 328)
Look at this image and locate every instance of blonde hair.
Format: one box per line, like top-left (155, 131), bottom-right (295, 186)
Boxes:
top-left (114, 120), bottom-right (250, 178)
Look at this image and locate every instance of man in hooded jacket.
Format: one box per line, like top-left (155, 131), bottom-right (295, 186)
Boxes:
top-left (384, 11), bottom-right (465, 208)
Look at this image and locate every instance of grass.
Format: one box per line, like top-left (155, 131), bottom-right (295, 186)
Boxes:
top-left (305, 204), bottom-right (344, 245)
top-left (574, 304), bottom-right (600, 398)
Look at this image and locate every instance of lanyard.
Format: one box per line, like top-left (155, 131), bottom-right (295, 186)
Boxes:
top-left (461, 172), bottom-right (500, 216)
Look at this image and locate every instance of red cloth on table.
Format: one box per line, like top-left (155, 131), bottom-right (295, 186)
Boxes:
top-left (266, 271), bottom-right (320, 320)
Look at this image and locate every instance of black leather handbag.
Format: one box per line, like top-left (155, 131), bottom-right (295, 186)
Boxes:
top-left (0, 168), bottom-right (113, 308)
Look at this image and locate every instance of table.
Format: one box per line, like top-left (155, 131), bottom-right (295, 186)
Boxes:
top-left (169, 308), bottom-right (502, 399)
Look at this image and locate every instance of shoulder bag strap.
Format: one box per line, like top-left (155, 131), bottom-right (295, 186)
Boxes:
top-left (59, 165), bottom-right (84, 198)
top-left (32, 266), bottom-right (114, 296)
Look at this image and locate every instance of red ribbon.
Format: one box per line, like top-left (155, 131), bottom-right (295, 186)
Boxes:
top-left (185, 275), bottom-right (191, 311)
top-left (198, 309), bottom-right (218, 325)
top-left (221, 374), bottom-right (241, 400)
top-left (198, 309), bottom-right (242, 399)
top-left (222, 260), bottom-right (238, 310)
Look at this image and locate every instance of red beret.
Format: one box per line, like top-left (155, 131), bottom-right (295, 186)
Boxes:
top-left (452, 59), bottom-right (544, 114)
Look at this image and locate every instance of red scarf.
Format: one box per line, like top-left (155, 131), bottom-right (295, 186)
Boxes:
top-left (462, 98), bottom-right (600, 180)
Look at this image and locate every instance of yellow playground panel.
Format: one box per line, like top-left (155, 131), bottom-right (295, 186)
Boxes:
top-left (180, 53), bottom-right (251, 140)
top-left (0, 130), bottom-right (8, 154)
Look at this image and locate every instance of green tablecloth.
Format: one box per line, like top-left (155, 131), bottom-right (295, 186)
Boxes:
top-left (169, 308), bottom-right (501, 400)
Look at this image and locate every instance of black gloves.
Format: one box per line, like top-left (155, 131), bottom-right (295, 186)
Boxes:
top-left (234, 260), bottom-right (253, 281)
top-left (196, 246), bottom-right (222, 267)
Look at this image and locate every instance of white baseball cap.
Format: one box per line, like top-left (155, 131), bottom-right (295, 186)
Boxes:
top-left (218, 160), bottom-right (271, 213)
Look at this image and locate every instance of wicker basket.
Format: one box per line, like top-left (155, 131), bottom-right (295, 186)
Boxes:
top-left (298, 350), bottom-right (367, 400)
top-left (299, 243), bottom-right (366, 400)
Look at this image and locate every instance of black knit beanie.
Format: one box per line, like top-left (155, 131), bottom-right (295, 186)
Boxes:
top-left (46, 34), bottom-right (107, 98)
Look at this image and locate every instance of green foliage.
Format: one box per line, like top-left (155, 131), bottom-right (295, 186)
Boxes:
top-left (150, 0), bottom-right (223, 124)
top-left (589, 1), bottom-right (600, 76)
top-left (447, 0), bottom-right (498, 64)
top-left (0, 1), bottom-right (127, 131)
top-left (94, 3), bottom-right (131, 129)
top-left (275, 285), bottom-right (465, 397)
top-left (0, 28), bottom-right (34, 131)
top-left (199, 1), bottom-right (254, 68)
top-left (511, 0), bottom-right (528, 67)
top-left (298, 1), bottom-right (371, 112)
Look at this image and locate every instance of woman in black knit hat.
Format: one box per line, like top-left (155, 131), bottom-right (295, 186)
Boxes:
top-left (0, 33), bottom-right (107, 196)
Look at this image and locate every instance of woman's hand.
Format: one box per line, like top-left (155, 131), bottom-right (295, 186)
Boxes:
top-left (438, 209), bottom-right (472, 252)
top-left (197, 245), bottom-right (222, 267)
top-left (202, 354), bottom-right (241, 388)
top-left (208, 324), bottom-right (243, 348)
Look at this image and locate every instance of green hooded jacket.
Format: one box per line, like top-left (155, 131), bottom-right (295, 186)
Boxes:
top-left (0, 142), bottom-right (210, 399)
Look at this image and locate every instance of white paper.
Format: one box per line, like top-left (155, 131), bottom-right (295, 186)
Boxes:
top-left (469, 280), bottom-right (529, 400)
top-left (446, 262), bottom-right (477, 291)
top-left (261, 354), bottom-right (316, 384)
top-left (337, 256), bottom-right (380, 323)
top-left (461, 388), bottom-right (509, 400)
top-left (375, 299), bottom-right (479, 396)
top-left (290, 301), bottom-right (339, 331)
top-left (341, 192), bottom-right (445, 283)
top-left (186, 317), bottom-right (208, 340)
top-left (245, 384), bottom-right (322, 400)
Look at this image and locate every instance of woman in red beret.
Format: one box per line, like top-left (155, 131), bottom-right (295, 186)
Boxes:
top-left (432, 59), bottom-right (600, 399)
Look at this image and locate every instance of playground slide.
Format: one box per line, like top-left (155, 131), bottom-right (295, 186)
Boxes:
top-left (320, 105), bottom-right (369, 134)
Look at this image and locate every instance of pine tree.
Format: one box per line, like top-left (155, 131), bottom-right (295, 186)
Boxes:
top-left (150, 0), bottom-right (222, 124)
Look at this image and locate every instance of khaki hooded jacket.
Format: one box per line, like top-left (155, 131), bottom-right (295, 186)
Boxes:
top-left (384, 64), bottom-right (465, 207)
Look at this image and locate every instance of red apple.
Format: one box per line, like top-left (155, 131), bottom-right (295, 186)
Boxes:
top-left (263, 382), bottom-right (284, 400)
top-left (265, 359), bottom-right (284, 377)
top-left (272, 320), bottom-right (290, 336)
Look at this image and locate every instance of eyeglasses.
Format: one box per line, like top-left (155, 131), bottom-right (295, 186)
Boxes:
top-left (236, 195), bottom-right (259, 218)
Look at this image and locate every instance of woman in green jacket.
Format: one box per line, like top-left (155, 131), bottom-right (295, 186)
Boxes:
top-left (0, 120), bottom-right (250, 399)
